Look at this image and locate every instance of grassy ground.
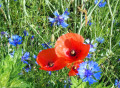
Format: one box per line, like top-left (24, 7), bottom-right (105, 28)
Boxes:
top-left (0, 0), bottom-right (120, 88)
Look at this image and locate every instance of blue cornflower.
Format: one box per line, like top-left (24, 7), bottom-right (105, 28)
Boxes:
top-left (33, 54), bottom-right (37, 59)
top-left (0, 4), bottom-right (1, 7)
top-left (1, 31), bottom-right (8, 39)
top-left (77, 61), bottom-right (101, 85)
top-left (96, 37), bottom-right (104, 43)
top-left (21, 52), bottom-right (30, 64)
top-left (85, 39), bottom-right (97, 52)
top-left (23, 30), bottom-right (28, 36)
top-left (87, 21), bottom-right (93, 26)
top-left (94, 0), bottom-right (106, 7)
top-left (41, 42), bottom-right (52, 49)
top-left (8, 35), bottom-right (22, 46)
top-left (86, 54), bottom-right (92, 59)
top-left (119, 59), bottom-right (120, 61)
top-left (48, 8), bottom-right (69, 28)
top-left (31, 35), bottom-right (34, 39)
top-left (115, 79), bottom-right (120, 88)
top-left (23, 64), bottom-right (31, 72)
top-left (47, 71), bottom-right (51, 75)
top-left (33, 54), bottom-right (38, 65)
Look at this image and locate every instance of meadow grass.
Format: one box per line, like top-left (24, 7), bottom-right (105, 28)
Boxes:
top-left (0, 0), bottom-right (120, 88)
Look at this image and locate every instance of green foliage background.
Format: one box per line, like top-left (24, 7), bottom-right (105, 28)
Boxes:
top-left (0, 0), bottom-right (120, 88)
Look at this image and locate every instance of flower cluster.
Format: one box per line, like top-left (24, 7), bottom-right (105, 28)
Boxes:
top-left (36, 33), bottom-right (90, 74)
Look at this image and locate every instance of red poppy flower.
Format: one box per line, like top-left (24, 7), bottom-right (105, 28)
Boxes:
top-left (67, 60), bottom-right (83, 76)
top-left (36, 48), bottom-right (67, 71)
top-left (55, 33), bottom-right (90, 63)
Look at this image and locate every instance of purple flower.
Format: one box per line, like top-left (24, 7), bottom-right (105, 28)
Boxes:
top-left (8, 35), bottom-right (22, 46)
top-left (48, 8), bottom-right (69, 28)
top-left (94, 0), bottom-right (106, 7)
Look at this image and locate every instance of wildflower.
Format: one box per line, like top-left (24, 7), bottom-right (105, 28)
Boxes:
top-left (8, 35), bottom-right (22, 46)
top-left (94, 0), bottom-right (107, 7)
top-left (85, 39), bottom-right (97, 52)
top-left (115, 79), bottom-right (120, 88)
top-left (86, 54), bottom-right (92, 59)
top-left (23, 30), bottom-right (28, 36)
top-left (33, 54), bottom-right (38, 65)
top-left (23, 64), bottom-right (31, 72)
top-left (47, 71), bottom-right (51, 75)
top-left (31, 35), bottom-right (34, 39)
top-left (0, 4), bottom-right (1, 7)
top-left (1, 31), bottom-right (8, 38)
top-left (48, 8), bottom-right (69, 28)
top-left (33, 54), bottom-right (37, 59)
top-left (96, 37), bottom-right (104, 43)
top-left (41, 42), bottom-right (52, 49)
top-left (21, 52), bottom-right (30, 64)
top-left (55, 33), bottom-right (90, 63)
top-left (77, 61), bottom-right (101, 85)
top-left (87, 21), bottom-right (93, 26)
top-left (36, 48), bottom-right (67, 71)
top-left (67, 60), bottom-right (83, 76)
top-left (119, 42), bottom-right (120, 46)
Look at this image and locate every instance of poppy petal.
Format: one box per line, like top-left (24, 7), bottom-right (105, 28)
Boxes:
top-left (55, 36), bottom-right (90, 63)
top-left (68, 60), bottom-right (83, 76)
top-left (36, 48), bottom-right (67, 71)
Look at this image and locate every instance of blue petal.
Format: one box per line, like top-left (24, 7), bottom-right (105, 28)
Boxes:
top-left (85, 39), bottom-right (90, 44)
top-left (23, 61), bottom-right (29, 64)
top-left (94, 0), bottom-right (98, 4)
top-left (48, 17), bottom-right (55, 23)
top-left (93, 72), bottom-right (101, 80)
top-left (61, 22), bottom-right (68, 28)
top-left (64, 8), bottom-right (70, 15)
top-left (53, 11), bottom-right (59, 16)
top-left (62, 14), bottom-right (69, 20)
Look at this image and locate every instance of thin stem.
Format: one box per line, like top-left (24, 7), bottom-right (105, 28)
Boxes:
top-left (78, 0), bottom-right (101, 34)
top-left (107, 0), bottom-right (114, 52)
top-left (74, 0), bottom-right (77, 33)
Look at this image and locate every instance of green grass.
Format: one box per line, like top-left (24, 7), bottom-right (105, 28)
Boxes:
top-left (0, 0), bottom-right (120, 88)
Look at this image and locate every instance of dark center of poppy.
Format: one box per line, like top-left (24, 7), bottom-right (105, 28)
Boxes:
top-left (70, 50), bottom-right (76, 56)
top-left (48, 62), bottom-right (54, 67)
top-left (72, 66), bottom-right (77, 70)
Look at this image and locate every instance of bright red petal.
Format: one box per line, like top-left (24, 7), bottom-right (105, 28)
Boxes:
top-left (68, 60), bottom-right (83, 76)
top-left (55, 37), bottom-right (90, 63)
top-left (36, 48), bottom-right (67, 71)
